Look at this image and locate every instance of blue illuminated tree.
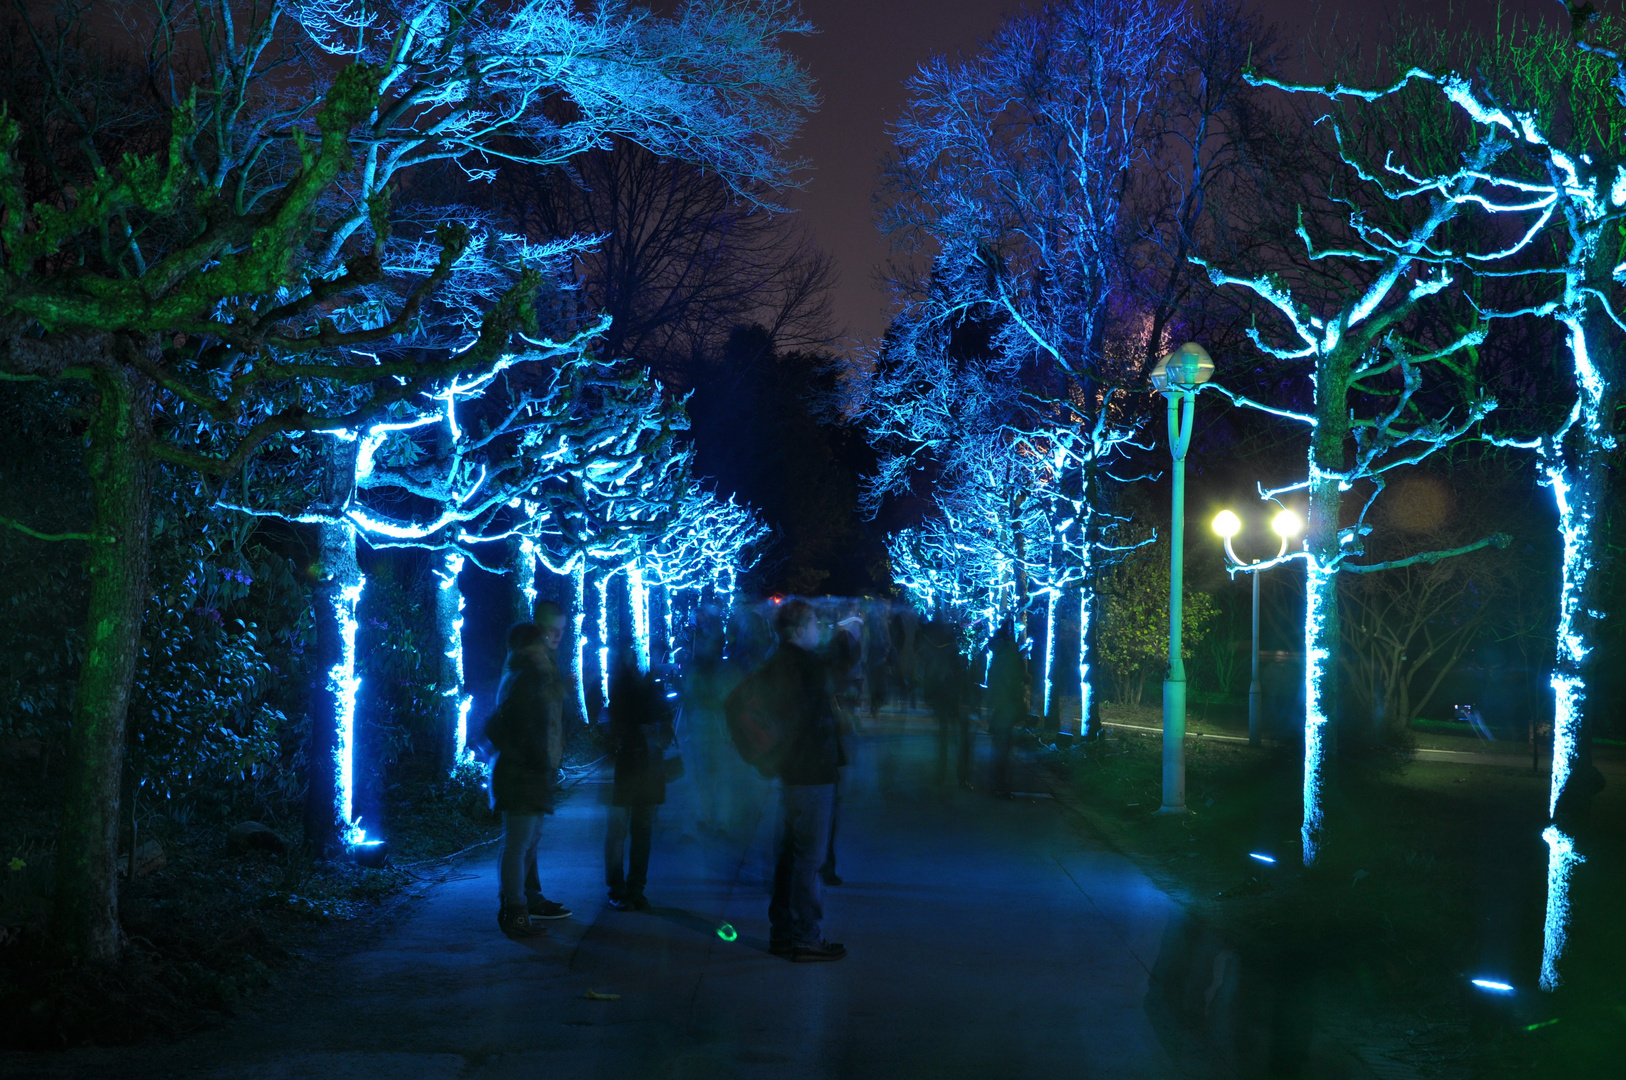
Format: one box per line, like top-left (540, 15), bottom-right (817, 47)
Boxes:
top-left (1192, 77), bottom-right (1533, 866)
top-left (871, 0), bottom-right (1236, 725)
top-left (0, 0), bottom-right (814, 959)
top-left (1241, 5), bottom-right (1624, 990)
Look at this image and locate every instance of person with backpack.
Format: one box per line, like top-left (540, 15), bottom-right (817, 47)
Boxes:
top-left (727, 598), bottom-right (847, 962)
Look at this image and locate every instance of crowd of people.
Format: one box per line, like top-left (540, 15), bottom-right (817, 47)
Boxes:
top-left (478, 597), bottom-right (1035, 962)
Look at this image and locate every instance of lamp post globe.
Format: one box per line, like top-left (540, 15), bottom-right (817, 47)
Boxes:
top-left (1154, 342), bottom-right (1212, 815)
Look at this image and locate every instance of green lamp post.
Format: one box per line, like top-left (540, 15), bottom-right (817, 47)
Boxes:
top-left (1150, 342), bottom-right (1214, 814)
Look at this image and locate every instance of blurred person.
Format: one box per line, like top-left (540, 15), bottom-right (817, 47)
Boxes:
top-left (986, 619), bottom-right (1029, 799)
top-left (604, 646), bottom-right (673, 910)
top-left (487, 617), bottom-right (571, 938)
top-left (519, 602), bottom-right (574, 922)
top-left (755, 599), bottom-right (848, 961)
top-left (923, 618), bottom-right (973, 789)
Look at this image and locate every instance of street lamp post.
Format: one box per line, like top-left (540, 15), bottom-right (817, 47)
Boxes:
top-left (1212, 507), bottom-right (1303, 746)
top-left (1150, 343), bottom-right (1214, 815)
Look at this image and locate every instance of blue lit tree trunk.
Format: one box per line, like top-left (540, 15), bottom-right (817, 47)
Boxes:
top-left (305, 440), bottom-right (363, 858)
top-left (433, 551), bottom-right (470, 770)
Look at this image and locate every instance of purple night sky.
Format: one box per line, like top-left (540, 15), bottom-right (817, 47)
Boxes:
top-left (782, 0), bottom-right (1566, 351)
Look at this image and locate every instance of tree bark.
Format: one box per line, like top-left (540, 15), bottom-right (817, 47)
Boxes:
top-left (1302, 352), bottom-right (1350, 866)
top-left (433, 550), bottom-right (467, 771)
top-left (1548, 313), bottom-right (1619, 822)
top-left (305, 439), bottom-right (361, 857)
top-left (52, 358), bottom-right (153, 963)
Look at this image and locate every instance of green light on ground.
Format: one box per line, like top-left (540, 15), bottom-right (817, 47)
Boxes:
top-left (1525, 1018), bottom-right (1560, 1032)
top-left (716, 923), bottom-right (737, 942)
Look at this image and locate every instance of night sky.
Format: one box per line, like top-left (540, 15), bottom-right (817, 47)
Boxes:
top-left (787, 0), bottom-right (1566, 350)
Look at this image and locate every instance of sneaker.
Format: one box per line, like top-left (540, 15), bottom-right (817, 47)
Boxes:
top-left (498, 904), bottom-right (545, 938)
top-left (791, 940), bottom-right (846, 963)
top-left (819, 869), bottom-right (843, 887)
top-left (627, 892), bottom-right (651, 911)
top-left (527, 897), bottom-right (573, 920)
top-left (608, 893), bottom-right (635, 911)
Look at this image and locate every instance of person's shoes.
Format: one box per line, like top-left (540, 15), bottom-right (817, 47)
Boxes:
top-left (498, 904), bottom-right (545, 938)
top-left (608, 892), bottom-right (634, 911)
top-left (627, 892), bottom-right (651, 911)
top-left (819, 869), bottom-right (843, 887)
top-left (791, 940), bottom-right (846, 963)
top-left (769, 938), bottom-right (795, 957)
top-left (527, 897), bottom-right (573, 920)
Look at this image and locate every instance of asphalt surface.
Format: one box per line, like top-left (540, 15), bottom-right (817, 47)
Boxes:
top-left (7, 719), bottom-right (1396, 1079)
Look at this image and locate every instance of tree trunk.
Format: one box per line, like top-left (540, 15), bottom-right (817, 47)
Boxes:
top-left (52, 361), bottom-right (153, 963)
top-left (433, 550), bottom-right (468, 771)
top-left (305, 439), bottom-right (362, 857)
top-left (505, 534), bottom-right (535, 627)
top-left (1547, 313), bottom-right (1618, 822)
top-left (1302, 353), bottom-right (1350, 867)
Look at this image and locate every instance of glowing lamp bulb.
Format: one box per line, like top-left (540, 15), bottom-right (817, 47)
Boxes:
top-left (1272, 509), bottom-right (1303, 538)
top-left (1212, 510), bottom-right (1242, 538)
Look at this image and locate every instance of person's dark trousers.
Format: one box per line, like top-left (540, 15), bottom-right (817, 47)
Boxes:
top-left (937, 709), bottom-right (971, 785)
top-left (523, 851), bottom-right (549, 906)
top-left (991, 718), bottom-right (1016, 795)
top-left (604, 803), bottom-right (657, 898)
top-left (769, 783), bottom-right (835, 947)
top-left (819, 769), bottom-right (843, 879)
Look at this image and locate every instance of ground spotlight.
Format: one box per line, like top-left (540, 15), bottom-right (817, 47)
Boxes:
top-left (1471, 978), bottom-right (1515, 993)
top-left (1248, 852), bottom-right (1276, 864)
top-left (351, 839), bottom-right (390, 868)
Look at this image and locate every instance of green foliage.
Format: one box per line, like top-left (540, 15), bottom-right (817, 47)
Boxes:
top-left (126, 473), bottom-right (309, 807)
top-left (1097, 537), bottom-right (1216, 706)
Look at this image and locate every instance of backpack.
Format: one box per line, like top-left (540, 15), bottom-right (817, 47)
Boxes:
top-left (724, 656), bottom-right (793, 778)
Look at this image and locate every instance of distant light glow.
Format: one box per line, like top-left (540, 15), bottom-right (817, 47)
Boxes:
top-left (1471, 979), bottom-right (1515, 993)
top-left (1249, 853), bottom-right (1276, 864)
top-left (1540, 825), bottom-right (1586, 991)
top-left (1272, 509), bottom-right (1303, 538)
top-left (1212, 510), bottom-right (1241, 537)
top-left (331, 574), bottom-right (366, 845)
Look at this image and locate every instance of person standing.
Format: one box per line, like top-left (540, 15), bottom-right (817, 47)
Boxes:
top-left (923, 618), bottom-right (973, 789)
top-left (521, 602), bottom-right (573, 922)
top-left (760, 599), bottom-right (847, 962)
top-left (488, 619), bottom-right (570, 937)
top-left (604, 647), bottom-right (672, 910)
top-left (986, 619), bottom-right (1029, 799)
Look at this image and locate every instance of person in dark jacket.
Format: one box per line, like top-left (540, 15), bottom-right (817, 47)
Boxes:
top-left (986, 619), bottom-right (1029, 799)
top-left (759, 599), bottom-right (847, 962)
top-left (604, 647), bottom-right (672, 910)
top-left (488, 619), bottom-right (569, 937)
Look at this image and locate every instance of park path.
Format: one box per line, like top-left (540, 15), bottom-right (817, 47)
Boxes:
top-left (10, 719), bottom-right (1253, 1080)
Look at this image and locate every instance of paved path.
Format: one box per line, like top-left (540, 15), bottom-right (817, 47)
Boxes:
top-left (12, 727), bottom-right (1241, 1080)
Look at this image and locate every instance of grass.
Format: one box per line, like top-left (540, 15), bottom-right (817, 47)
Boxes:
top-left (1044, 707), bottom-right (1626, 1079)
